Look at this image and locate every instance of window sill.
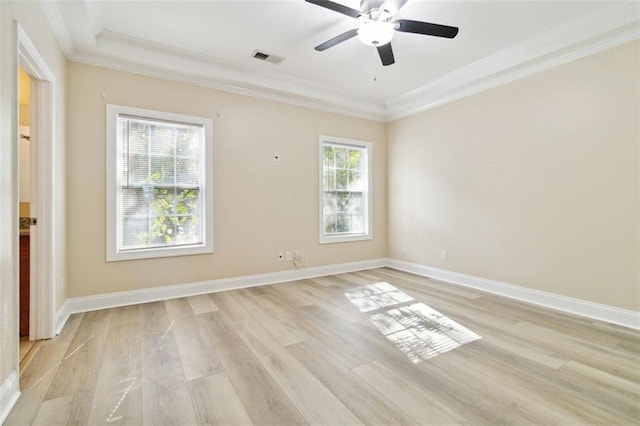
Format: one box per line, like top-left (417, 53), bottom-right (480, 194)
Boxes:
top-left (106, 243), bottom-right (213, 262)
top-left (319, 233), bottom-right (372, 244)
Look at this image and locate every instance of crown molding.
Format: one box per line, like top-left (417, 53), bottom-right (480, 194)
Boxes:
top-left (41, 1), bottom-right (639, 123)
top-left (84, 0), bottom-right (104, 39)
top-left (71, 51), bottom-right (387, 122)
top-left (81, 30), bottom-right (387, 122)
top-left (385, 2), bottom-right (640, 121)
top-left (38, 0), bottom-right (75, 58)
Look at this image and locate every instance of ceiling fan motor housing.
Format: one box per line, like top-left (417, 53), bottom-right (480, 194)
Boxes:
top-left (360, 0), bottom-right (387, 16)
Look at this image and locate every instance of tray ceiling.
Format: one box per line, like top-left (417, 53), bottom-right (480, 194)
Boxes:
top-left (40, 0), bottom-right (640, 121)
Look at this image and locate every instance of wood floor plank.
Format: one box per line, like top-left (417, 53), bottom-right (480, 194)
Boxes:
top-left (44, 309), bottom-right (113, 400)
top-left (5, 343), bottom-right (72, 425)
top-left (561, 359), bottom-right (640, 398)
top-left (353, 361), bottom-right (466, 424)
top-left (41, 312), bottom-right (85, 347)
top-left (228, 288), bottom-right (308, 346)
top-left (367, 267), bottom-right (484, 300)
top-left (198, 311), bottom-right (307, 425)
top-left (209, 290), bottom-right (251, 321)
top-left (294, 279), bottom-right (366, 323)
top-left (260, 288), bottom-right (375, 368)
top-left (164, 297), bottom-right (196, 320)
top-left (441, 342), bottom-right (599, 424)
top-left (19, 339), bottom-right (35, 362)
top-left (511, 321), bottom-right (640, 382)
top-left (479, 294), bottom-right (624, 346)
top-left (305, 275), bottom-right (338, 287)
top-left (266, 281), bottom-right (316, 307)
top-left (19, 339), bottom-right (43, 373)
top-left (87, 305), bottom-right (143, 425)
top-left (426, 303), bottom-right (569, 370)
top-left (288, 340), bottom-right (419, 425)
top-left (234, 318), bottom-right (363, 425)
top-left (188, 372), bottom-right (253, 425)
top-left (453, 337), bottom-right (640, 423)
top-left (186, 293), bottom-right (219, 315)
top-left (32, 390), bottom-right (94, 426)
top-left (171, 313), bottom-right (224, 382)
top-left (591, 320), bottom-right (640, 344)
top-left (141, 301), bottom-right (199, 426)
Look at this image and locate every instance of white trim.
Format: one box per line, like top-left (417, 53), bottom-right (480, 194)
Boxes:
top-left (54, 301), bottom-right (71, 336)
top-left (53, 258), bottom-right (639, 333)
top-left (72, 52), bottom-right (386, 123)
top-left (318, 136), bottom-right (373, 244)
top-left (385, 3), bottom-right (640, 121)
top-left (386, 259), bottom-right (640, 331)
top-left (41, 1), bottom-right (639, 122)
top-left (37, 0), bottom-right (75, 58)
top-left (61, 259), bottom-right (387, 317)
top-left (105, 104), bottom-right (214, 262)
top-left (0, 370), bottom-right (20, 425)
top-left (385, 28), bottom-right (640, 121)
top-left (18, 24), bottom-right (57, 340)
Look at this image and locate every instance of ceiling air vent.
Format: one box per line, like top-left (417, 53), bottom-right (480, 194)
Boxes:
top-left (252, 50), bottom-right (285, 65)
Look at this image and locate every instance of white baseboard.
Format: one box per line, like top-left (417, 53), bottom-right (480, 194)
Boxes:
top-left (0, 370), bottom-right (20, 425)
top-left (387, 259), bottom-right (640, 330)
top-left (54, 257), bottom-right (639, 334)
top-left (55, 303), bottom-right (71, 336)
top-left (60, 258), bottom-right (387, 322)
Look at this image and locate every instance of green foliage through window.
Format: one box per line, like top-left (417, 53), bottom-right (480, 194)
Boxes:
top-left (118, 115), bottom-right (204, 250)
top-left (322, 142), bottom-right (367, 236)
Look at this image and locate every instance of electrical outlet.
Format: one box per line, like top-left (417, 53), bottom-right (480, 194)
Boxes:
top-left (293, 252), bottom-right (307, 266)
top-left (285, 251), bottom-right (292, 261)
top-left (440, 250), bottom-right (448, 261)
top-left (277, 252), bottom-right (284, 261)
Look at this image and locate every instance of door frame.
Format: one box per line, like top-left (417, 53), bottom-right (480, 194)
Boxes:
top-left (16, 22), bottom-right (56, 340)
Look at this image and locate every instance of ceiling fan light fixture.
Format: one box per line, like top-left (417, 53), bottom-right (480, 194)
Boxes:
top-left (357, 21), bottom-right (395, 47)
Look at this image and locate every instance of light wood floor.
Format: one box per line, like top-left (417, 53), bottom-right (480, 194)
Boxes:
top-left (19, 338), bottom-right (40, 373)
top-left (7, 268), bottom-right (640, 425)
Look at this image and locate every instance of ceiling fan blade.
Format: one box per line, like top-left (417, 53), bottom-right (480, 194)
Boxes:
top-left (315, 28), bottom-right (359, 51)
top-left (379, 0), bottom-right (408, 17)
top-left (395, 19), bottom-right (459, 38)
top-left (305, 0), bottom-right (362, 19)
top-left (377, 43), bottom-right (395, 66)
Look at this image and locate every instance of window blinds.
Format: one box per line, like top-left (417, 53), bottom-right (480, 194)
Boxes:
top-left (117, 114), bottom-right (204, 250)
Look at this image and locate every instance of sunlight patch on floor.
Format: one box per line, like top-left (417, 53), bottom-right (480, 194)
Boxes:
top-left (345, 282), bottom-right (481, 363)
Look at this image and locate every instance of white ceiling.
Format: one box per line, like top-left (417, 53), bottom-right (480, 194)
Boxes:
top-left (41, 0), bottom-right (640, 121)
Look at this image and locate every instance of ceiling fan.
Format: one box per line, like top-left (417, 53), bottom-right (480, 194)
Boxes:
top-left (305, 0), bottom-right (459, 66)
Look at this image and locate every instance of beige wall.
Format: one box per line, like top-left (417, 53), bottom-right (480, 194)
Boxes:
top-left (388, 41), bottom-right (640, 311)
top-left (66, 62), bottom-right (387, 298)
top-left (0, 0), bottom-right (67, 399)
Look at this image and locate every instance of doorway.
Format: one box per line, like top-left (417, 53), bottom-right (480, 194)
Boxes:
top-left (15, 23), bottom-right (57, 367)
top-left (17, 67), bottom-right (35, 369)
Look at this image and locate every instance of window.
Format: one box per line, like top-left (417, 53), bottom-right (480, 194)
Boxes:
top-left (319, 136), bottom-right (372, 244)
top-left (106, 105), bottom-right (213, 261)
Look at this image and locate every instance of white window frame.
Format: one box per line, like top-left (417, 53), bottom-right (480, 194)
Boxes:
top-left (106, 104), bottom-right (213, 261)
top-left (319, 135), bottom-right (373, 244)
